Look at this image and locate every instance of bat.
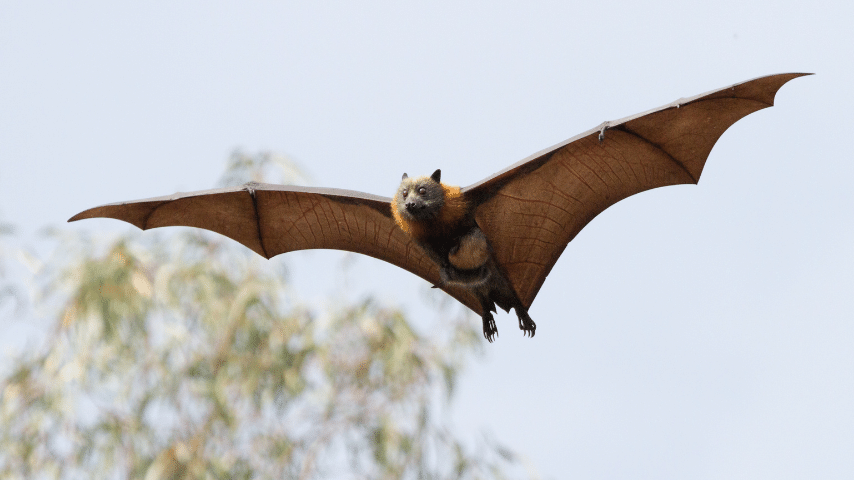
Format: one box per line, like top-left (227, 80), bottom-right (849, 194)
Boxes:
top-left (69, 73), bottom-right (809, 341)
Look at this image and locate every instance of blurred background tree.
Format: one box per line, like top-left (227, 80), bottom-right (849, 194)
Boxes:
top-left (0, 153), bottom-right (530, 479)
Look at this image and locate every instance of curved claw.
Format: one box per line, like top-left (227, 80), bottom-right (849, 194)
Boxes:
top-left (516, 309), bottom-right (536, 338)
top-left (598, 121), bottom-right (611, 143)
top-left (482, 312), bottom-right (498, 343)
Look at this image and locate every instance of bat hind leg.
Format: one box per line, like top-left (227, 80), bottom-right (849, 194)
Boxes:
top-left (514, 306), bottom-right (536, 338)
top-left (482, 312), bottom-right (498, 343)
top-left (479, 299), bottom-right (498, 343)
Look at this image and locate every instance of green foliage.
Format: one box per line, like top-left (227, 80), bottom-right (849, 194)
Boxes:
top-left (0, 153), bottom-right (530, 479)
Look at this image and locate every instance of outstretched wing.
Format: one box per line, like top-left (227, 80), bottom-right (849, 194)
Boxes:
top-left (464, 73), bottom-right (810, 309)
top-left (69, 182), bottom-right (484, 313)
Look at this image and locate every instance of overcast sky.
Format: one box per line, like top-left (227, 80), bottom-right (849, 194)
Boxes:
top-left (1, 1), bottom-right (852, 478)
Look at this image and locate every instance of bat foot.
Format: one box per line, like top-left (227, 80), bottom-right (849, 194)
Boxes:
top-left (482, 312), bottom-right (498, 343)
top-left (516, 308), bottom-right (536, 338)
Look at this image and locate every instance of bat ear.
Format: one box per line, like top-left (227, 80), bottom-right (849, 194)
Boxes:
top-left (431, 169), bottom-right (441, 184)
top-left (401, 173), bottom-right (408, 180)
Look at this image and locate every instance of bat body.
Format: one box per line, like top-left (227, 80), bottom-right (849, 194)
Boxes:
top-left (69, 73), bottom-right (809, 341)
top-left (392, 170), bottom-right (533, 341)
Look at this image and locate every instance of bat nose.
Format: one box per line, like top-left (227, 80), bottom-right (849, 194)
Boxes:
top-left (405, 201), bottom-right (422, 212)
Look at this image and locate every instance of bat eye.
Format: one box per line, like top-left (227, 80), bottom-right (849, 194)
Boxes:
top-left (401, 188), bottom-right (409, 197)
top-left (418, 187), bottom-right (426, 195)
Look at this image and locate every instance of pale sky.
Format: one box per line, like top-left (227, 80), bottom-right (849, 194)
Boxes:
top-left (1, 1), bottom-right (852, 478)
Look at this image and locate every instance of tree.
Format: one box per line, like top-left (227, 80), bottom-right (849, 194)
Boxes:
top-left (0, 152), bottom-right (530, 479)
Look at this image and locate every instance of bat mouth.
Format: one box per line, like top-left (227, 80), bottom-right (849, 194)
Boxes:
top-left (405, 203), bottom-right (424, 213)
top-left (404, 203), bottom-right (440, 221)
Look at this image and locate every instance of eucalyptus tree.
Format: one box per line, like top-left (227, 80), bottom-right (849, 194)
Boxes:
top-left (0, 152), bottom-right (528, 479)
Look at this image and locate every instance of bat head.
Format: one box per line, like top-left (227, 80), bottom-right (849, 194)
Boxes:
top-left (395, 169), bottom-right (445, 222)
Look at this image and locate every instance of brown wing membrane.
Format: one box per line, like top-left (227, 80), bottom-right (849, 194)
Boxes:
top-left (465, 73), bottom-right (810, 309)
top-left (69, 183), bottom-right (484, 314)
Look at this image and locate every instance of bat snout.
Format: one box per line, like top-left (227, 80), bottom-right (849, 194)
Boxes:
top-left (405, 201), bottom-right (425, 212)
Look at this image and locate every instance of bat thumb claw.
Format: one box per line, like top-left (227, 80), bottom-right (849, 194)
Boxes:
top-left (598, 121), bottom-right (610, 142)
